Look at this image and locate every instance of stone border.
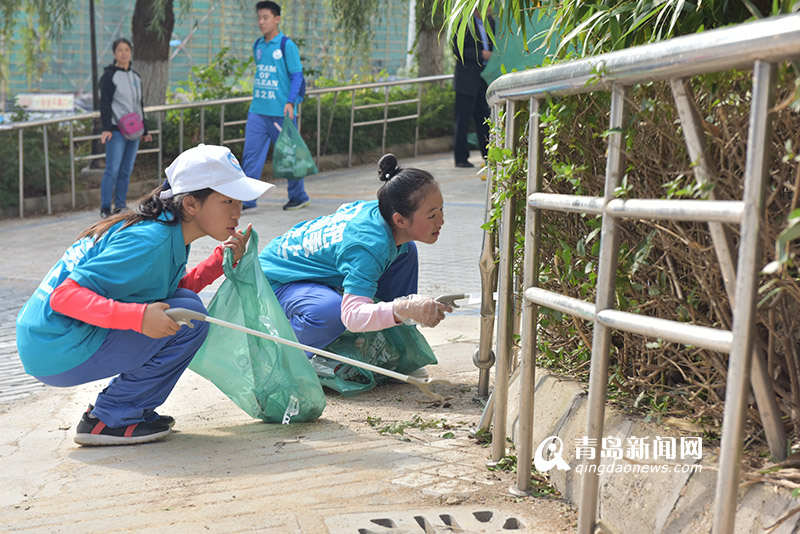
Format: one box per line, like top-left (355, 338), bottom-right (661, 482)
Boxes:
top-left (505, 369), bottom-right (799, 533)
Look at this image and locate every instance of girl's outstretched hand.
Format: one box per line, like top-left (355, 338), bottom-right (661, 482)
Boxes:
top-left (142, 302), bottom-right (180, 338)
top-left (392, 294), bottom-right (453, 328)
top-left (223, 223), bottom-right (252, 263)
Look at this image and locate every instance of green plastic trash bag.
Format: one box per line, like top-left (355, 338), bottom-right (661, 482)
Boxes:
top-left (480, 10), bottom-right (557, 86)
top-left (313, 324), bottom-right (438, 396)
top-left (467, 132), bottom-right (479, 150)
top-left (273, 117), bottom-right (318, 180)
top-left (189, 230), bottom-right (326, 423)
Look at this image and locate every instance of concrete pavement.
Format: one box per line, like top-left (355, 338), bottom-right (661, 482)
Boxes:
top-left (0, 153), bottom-right (577, 533)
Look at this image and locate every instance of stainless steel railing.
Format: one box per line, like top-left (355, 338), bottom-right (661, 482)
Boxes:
top-left (2, 74), bottom-right (452, 218)
top-left (482, 14), bottom-right (800, 534)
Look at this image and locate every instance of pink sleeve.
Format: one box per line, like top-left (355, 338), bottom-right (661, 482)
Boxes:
top-left (340, 293), bottom-right (400, 332)
top-left (179, 245), bottom-right (225, 292)
top-left (50, 278), bottom-right (146, 332)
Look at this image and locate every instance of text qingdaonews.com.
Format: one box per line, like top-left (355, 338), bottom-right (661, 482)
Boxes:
top-left (574, 462), bottom-right (703, 475)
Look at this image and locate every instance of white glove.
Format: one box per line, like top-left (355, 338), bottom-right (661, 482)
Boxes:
top-left (392, 294), bottom-right (453, 328)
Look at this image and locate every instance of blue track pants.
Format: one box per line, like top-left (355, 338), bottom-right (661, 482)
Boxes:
top-left (241, 112), bottom-right (309, 208)
top-left (35, 289), bottom-right (210, 427)
top-left (273, 242), bottom-right (419, 353)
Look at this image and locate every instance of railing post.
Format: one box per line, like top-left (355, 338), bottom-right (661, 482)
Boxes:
top-left (577, 83), bottom-right (630, 534)
top-left (297, 102), bottom-right (302, 134)
top-left (157, 113), bottom-right (163, 175)
top-left (220, 104), bottom-right (225, 145)
top-left (69, 121), bottom-right (75, 209)
top-left (43, 125), bottom-right (52, 215)
top-left (382, 85), bottom-right (389, 155)
top-left (476, 108), bottom-right (498, 400)
top-left (712, 60), bottom-right (777, 534)
top-left (491, 100), bottom-right (518, 464)
top-left (414, 84), bottom-right (421, 158)
top-left (512, 97), bottom-right (543, 496)
top-left (18, 129), bottom-right (24, 219)
top-left (179, 109), bottom-right (184, 153)
top-left (200, 107), bottom-right (205, 144)
top-left (671, 77), bottom-right (787, 461)
top-left (348, 90), bottom-right (356, 167)
top-left (316, 94), bottom-right (322, 167)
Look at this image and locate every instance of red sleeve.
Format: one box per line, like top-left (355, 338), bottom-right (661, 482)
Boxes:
top-left (179, 245), bottom-right (225, 292)
top-left (50, 278), bottom-right (146, 332)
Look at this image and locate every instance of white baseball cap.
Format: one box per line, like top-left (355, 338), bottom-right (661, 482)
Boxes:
top-left (161, 144), bottom-right (275, 201)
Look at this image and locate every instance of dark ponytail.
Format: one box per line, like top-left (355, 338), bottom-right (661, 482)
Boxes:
top-left (376, 153), bottom-right (437, 227)
top-left (77, 182), bottom-right (214, 241)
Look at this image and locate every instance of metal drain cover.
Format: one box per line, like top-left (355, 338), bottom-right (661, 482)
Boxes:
top-left (325, 508), bottom-right (528, 533)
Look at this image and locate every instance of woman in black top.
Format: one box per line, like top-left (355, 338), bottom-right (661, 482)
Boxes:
top-left (98, 38), bottom-right (152, 219)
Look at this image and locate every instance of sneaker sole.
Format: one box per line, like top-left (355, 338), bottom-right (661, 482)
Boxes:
top-left (284, 201), bottom-right (310, 210)
top-left (85, 404), bottom-right (175, 429)
top-left (74, 428), bottom-right (172, 446)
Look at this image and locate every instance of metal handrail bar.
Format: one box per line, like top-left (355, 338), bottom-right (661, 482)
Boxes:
top-left (523, 287), bottom-right (734, 352)
top-left (486, 15), bottom-right (800, 104)
top-left (354, 98), bottom-right (419, 111)
top-left (311, 74), bottom-right (452, 93)
top-left (354, 114), bottom-right (418, 128)
top-left (483, 14), bottom-right (800, 534)
top-left (596, 309), bottom-right (733, 353)
top-left (6, 74), bottom-right (453, 218)
top-left (604, 198), bottom-right (744, 223)
top-left (528, 193), bottom-right (746, 223)
top-left (384, 114), bottom-right (418, 123)
top-left (523, 287), bottom-right (595, 322)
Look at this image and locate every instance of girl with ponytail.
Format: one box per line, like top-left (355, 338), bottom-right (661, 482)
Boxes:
top-left (16, 144), bottom-right (273, 446)
top-left (259, 153), bottom-right (453, 360)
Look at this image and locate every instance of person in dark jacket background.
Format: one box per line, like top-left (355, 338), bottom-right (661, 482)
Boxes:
top-left (98, 37), bottom-right (152, 219)
top-left (451, 11), bottom-right (494, 168)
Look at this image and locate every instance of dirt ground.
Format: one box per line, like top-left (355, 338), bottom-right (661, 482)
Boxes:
top-left (300, 324), bottom-right (580, 533)
top-left (2, 316), bottom-right (578, 533)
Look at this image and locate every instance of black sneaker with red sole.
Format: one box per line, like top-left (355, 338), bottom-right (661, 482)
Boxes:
top-left (74, 412), bottom-right (172, 446)
top-left (85, 403), bottom-right (176, 428)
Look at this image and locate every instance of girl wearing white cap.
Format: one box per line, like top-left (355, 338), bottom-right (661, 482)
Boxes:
top-left (16, 144), bottom-right (273, 446)
top-left (259, 153), bottom-right (453, 358)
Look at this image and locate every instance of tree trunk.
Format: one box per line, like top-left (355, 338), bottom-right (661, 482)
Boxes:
top-left (131, 0), bottom-right (174, 106)
top-left (417, 28), bottom-right (443, 77)
top-left (415, 0), bottom-right (445, 78)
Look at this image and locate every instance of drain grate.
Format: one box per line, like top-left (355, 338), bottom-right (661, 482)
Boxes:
top-left (326, 508), bottom-right (528, 534)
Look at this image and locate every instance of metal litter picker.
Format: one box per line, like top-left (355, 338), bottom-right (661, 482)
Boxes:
top-left (166, 308), bottom-right (453, 402)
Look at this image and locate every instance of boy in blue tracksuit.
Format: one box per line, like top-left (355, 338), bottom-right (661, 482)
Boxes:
top-left (242, 1), bottom-right (309, 211)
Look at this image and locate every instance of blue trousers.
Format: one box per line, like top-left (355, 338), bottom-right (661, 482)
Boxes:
top-left (101, 130), bottom-right (140, 211)
top-left (35, 289), bottom-right (209, 427)
top-left (274, 242), bottom-right (419, 353)
top-left (242, 112), bottom-right (309, 208)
